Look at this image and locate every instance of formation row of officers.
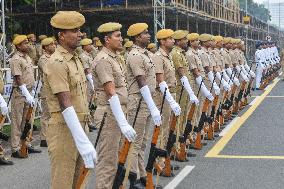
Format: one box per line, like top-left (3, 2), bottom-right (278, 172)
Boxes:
top-left (0, 10), bottom-right (281, 189)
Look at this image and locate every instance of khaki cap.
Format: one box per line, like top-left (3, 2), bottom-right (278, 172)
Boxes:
top-left (199, 34), bottom-right (212, 42)
top-left (93, 37), bottom-right (99, 41)
top-left (50, 11), bottom-right (85, 29)
top-left (38, 35), bottom-right (47, 41)
top-left (213, 35), bottom-right (223, 42)
top-left (124, 41), bottom-right (133, 48)
top-left (41, 37), bottom-right (54, 46)
top-left (156, 29), bottom-right (174, 40)
top-left (97, 22), bottom-right (122, 33)
top-left (127, 23), bottom-right (148, 37)
top-left (96, 40), bottom-right (102, 47)
top-left (187, 33), bottom-right (199, 41)
top-left (13, 35), bottom-right (28, 45)
top-left (27, 34), bottom-right (35, 38)
top-left (223, 37), bottom-right (232, 44)
top-left (80, 38), bottom-right (92, 46)
top-left (172, 30), bottom-right (189, 40)
top-left (147, 43), bottom-right (156, 49)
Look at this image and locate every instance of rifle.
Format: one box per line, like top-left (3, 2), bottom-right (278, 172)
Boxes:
top-left (76, 112), bottom-right (107, 189)
top-left (233, 69), bottom-right (247, 114)
top-left (173, 81), bottom-right (202, 161)
top-left (163, 85), bottom-right (184, 177)
top-left (242, 64), bottom-right (254, 106)
top-left (229, 69), bottom-right (242, 117)
top-left (212, 73), bottom-right (223, 133)
top-left (0, 86), bottom-right (14, 141)
top-left (88, 92), bottom-right (97, 111)
top-left (112, 98), bottom-right (142, 189)
top-left (145, 88), bottom-right (168, 189)
top-left (193, 75), bottom-right (215, 150)
top-left (19, 80), bottom-right (41, 158)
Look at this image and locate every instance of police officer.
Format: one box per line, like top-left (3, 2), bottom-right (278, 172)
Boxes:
top-left (78, 38), bottom-right (96, 132)
top-left (147, 43), bottom-right (157, 54)
top-left (126, 23), bottom-right (161, 188)
top-left (255, 41), bottom-right (266, 89)
top-left (170, 30), bottom-right (199, 160)
top-left (10, 35), bottom-right (41, 158)
top-left (46, 11), bottom-right (97, 188)
top-left (123, 40), bottom-right (133, 60)
top-left (27, 34), bottom-right (39, 65)
top-left (93, 22), bottom-right (136, 188)
top-left (37, 35), bottom-right (48, 57)
top-left (38, 37), bottom-right (55, 147)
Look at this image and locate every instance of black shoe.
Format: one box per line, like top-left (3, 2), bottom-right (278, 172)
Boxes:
top-left (40, 140), bottom-right (48, 147)
top-left (171, 164), bottom-right (180, 170)
top-left (0, 156), bottom-right (13, 165)
top-left (129, 172), bottom-right (137, 189)
top-left (140, 177), bottom-right (146, 186)
top-left (187, 152), bottom-right (197, 157)
top-left (28, 146), bottom-right (42, 153)
top-left (255, 88), bottom-right (261, 90)
top-left (11, 151), bottom-right (27, 158)
top-left (131, 180), bottom-right (145, 189)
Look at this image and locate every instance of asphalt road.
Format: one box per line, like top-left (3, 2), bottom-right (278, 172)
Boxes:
top-left (1, 77), bottom-right (284, 189)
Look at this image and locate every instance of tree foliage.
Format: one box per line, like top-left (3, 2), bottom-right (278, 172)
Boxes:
top-left (239, 0), bottom-right (271, 22)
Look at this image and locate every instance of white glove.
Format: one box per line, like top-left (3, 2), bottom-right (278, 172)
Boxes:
top-left (19, 84), bottom-right (35, 106)
top-left (0, 94), bottom-right (8, 116)
top-left (236, 66), bottom-right (249, 82)
top-left (233, 77), bottom-right (240, 86)
top-left (140, 85), bottom-right (162, 126)
top-left (195, 76), bottom-right (214, 101)
top-left (159, 81), bottom-right (181, 116)
top-left (244, 64), bottom-right (256, 78)
top-left (207, 71), bottom-right (220, 95)
top-left (86, 73), bottom-right (95, 91)
top-left (62, 106), bottom-right (97, 169)
top-left (180, 76), bottom-right (199, 105)
top-left (222, 70), bottom-right (232, 86)
top-left (109, 95), bottom-right (136, 142)
top-left (216, 72), bottom-right (231, 92)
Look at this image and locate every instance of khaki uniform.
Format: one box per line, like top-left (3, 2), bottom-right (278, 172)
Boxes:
top-left (93, 47), bottom-right (128, 188)
top-left (170, 46), bottom-right (195, 144)
top-left (221, 48), bottom-right (233, 68)
top-left (37, 51), bottom-right (51, 141)
top-left (10, 51), bottom-right (35, 152)
top-left (152, 48), bottom-right (176, 150)
top-left (27, 42), bottom-right (39, 65)
top-left (45, 45), bottom-right (89, 189)
top-left (126, 44), bottom-right (156, 178)
top-left (91, 45), bottom-right (99, 59)
top-left (186, 48), bottom-right (206, 127)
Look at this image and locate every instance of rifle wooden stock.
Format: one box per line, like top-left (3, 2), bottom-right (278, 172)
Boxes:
top-left (233, 81), bottom-right (246, 113)
top-left (207, 95), bottom-right (219, 139)
top-left (19, 106), bottom-right (33, 158)
top-left (194, 98), bottom-right (210, 150)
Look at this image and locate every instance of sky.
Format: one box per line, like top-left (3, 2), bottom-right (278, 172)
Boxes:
top-left (254, 0), bottom-right (284, 4)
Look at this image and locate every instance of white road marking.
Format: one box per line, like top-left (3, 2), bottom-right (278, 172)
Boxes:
top-left (219, 117), bottom-right (240, 137)
top-left (164, 166), bottom-right (195, 189)
top-left (249, 96), bottom-right (260, 106)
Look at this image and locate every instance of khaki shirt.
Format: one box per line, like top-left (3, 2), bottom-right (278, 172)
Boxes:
top-left (79, 50), bottom-right (93, 70)
top-left (90, 46), bottom-right (99, 59)
top-left (127, 45), bottom-right (156, 95)
top-left (229, 49), bottom-right (239, 66)
top-left (45, 45), bottom-right (88, 117)
top-left (152, 48), bottom-right (176, 89)
top-left (93, 47), bottom-right (128, 106)
top-left (27, 42), bottom-right (39, 65)
top-left (38, 51), bottom-right (51, 98)
top-left (10, 51), bottom-right (35, 90)
top-left (212, 48), bottom-right (226, 69)
top-left (170, 46), bottom-right (194, 85)
top-left (197, 47), bottom-right (212, 71)
top-left (236, 49), bottom-right (245, 65)
top-left (186, 47), bottom-right (206, 77)
top-left (220, 48), bottom-right (233, 68)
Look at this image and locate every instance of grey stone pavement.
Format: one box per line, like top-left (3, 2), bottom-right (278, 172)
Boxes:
top-left (1, 78), bottom-right (284, 189)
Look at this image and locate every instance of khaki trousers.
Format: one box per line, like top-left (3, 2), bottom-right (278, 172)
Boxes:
top-left (10, 91), bottom-right (33, 152)
top-left (94, 105), bottom-right (124, 189)
top-left (127, 94), bottom-right (151, 178)
top-left (40, 97), bottom-right (50, 140)
top-left (46, 112), bottom-right (88, 189)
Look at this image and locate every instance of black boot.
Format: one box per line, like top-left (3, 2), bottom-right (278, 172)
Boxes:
top-left (40, 140), bottom-right (48, 147)
top-left (0, 156), bottom-right (13, 165)
top-left (140, 176), bottom-right (146, 186)
top-left (128, 172), bottom-right (137, 189)
top-left (132, 180), bottom-right (145, 189)
top-left (28, 146), bottom-right (42, 153)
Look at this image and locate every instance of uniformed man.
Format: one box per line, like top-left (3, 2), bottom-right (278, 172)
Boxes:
top-left (91, 37), bottom-right (99, 59)
top-left (185, 33), bottom-right (214, 144)
top-left (37, 35), bottom-right (48, 56)
top-left (147, 43), bottom-right (157, 54)
top-left (126, 23), bottom-right (161, 188)
top-left (123, 40), bottom-right (133, 60)
top-left (27, 34), bottom-right (39, 65)
top-left (255, 41), bottom-right (266, 89)
top-left (78, 38), bottom-right (96, 132)
top-left (93, 22), bottom-right (136, 188)
top-left (152, 29), bottom-right (182, 174)
top-left (170, 30), bottom-right (199, 160)
top-left (46, 11), bottom-right (97, 188)
top-left (0, 70), bottom-right (13, 165)
top-left (10, 35), bottom-right (41, 158)
top-left (38, 37), bottom-right (55, 147)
